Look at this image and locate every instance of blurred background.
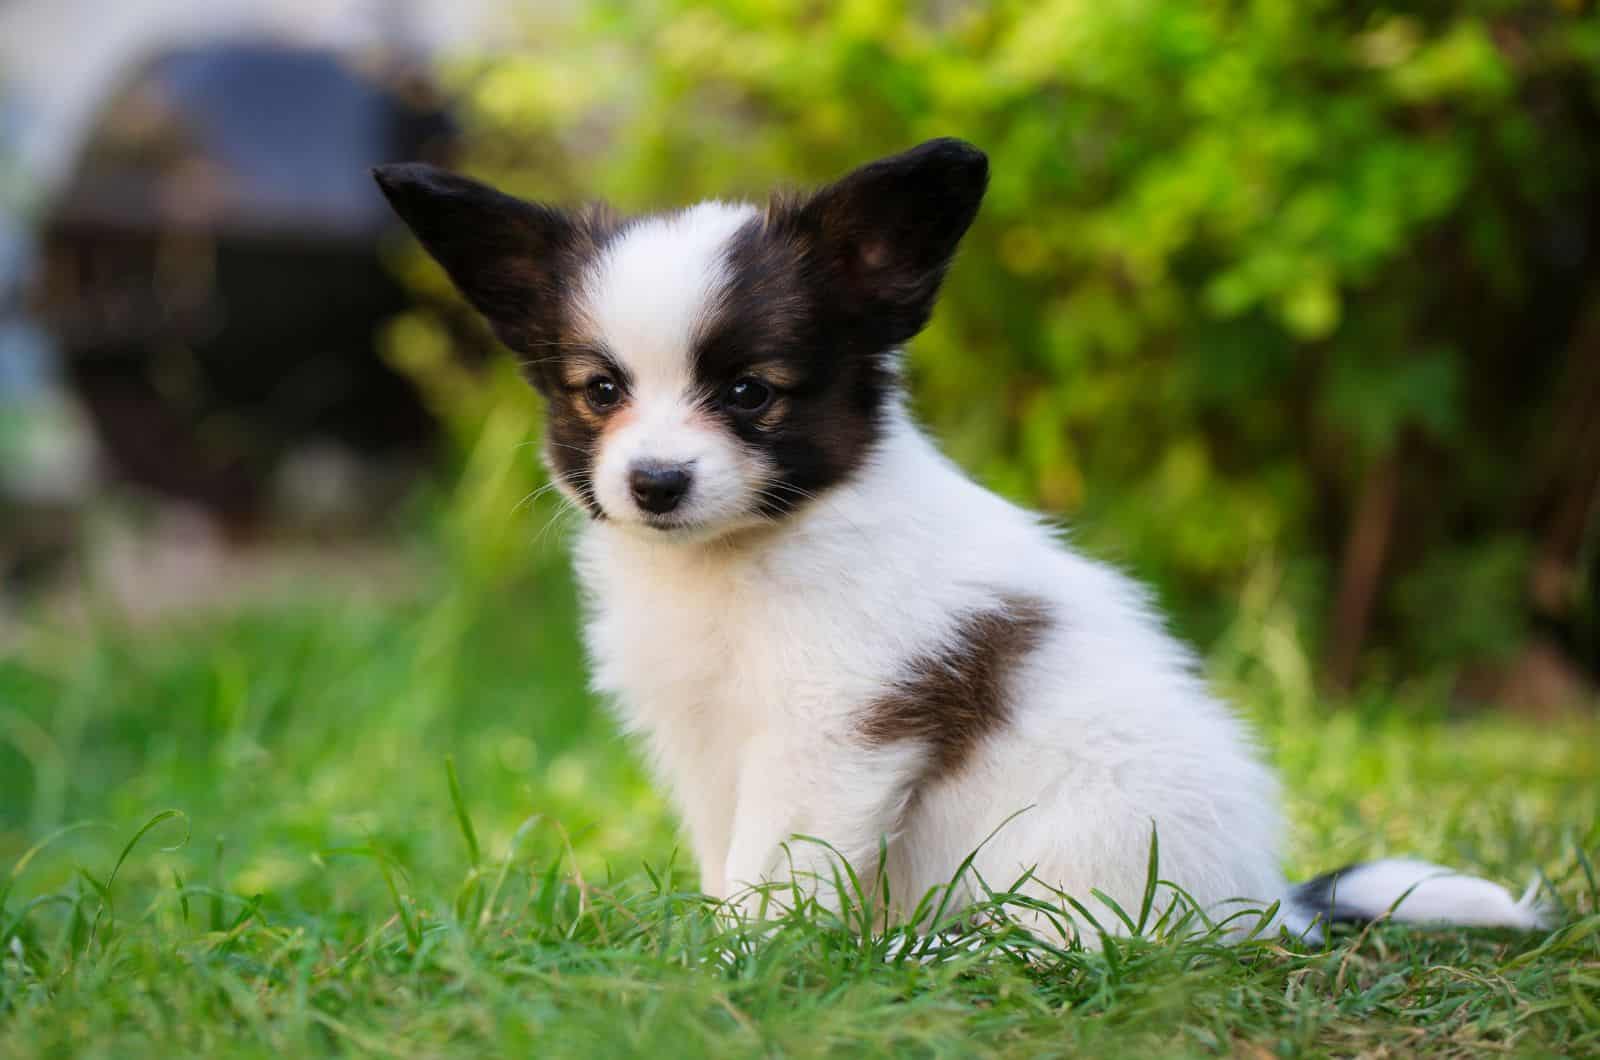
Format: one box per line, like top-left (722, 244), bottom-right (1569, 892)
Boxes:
top-left (1, 0), bottom-right (1597, 882)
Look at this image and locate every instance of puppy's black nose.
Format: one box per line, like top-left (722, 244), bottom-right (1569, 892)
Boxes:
top-left (629, 463), bottom-right (692, 515)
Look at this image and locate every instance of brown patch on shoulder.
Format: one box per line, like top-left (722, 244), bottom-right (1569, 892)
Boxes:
top-left (861, 594), bottom-right (1053, 776)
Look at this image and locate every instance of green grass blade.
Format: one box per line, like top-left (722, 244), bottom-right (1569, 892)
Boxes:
top-left (1136, 822), bottom-right (1160, 935)
top-left (445, 755), bottom-right (482, 869)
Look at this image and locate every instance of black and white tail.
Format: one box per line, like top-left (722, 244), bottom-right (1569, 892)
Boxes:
top-left (1283, 858), bottom-right (1550, 939)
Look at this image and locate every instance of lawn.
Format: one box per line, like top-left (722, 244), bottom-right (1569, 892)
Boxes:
top-left (1, 508), bottom-right (1597, 1058)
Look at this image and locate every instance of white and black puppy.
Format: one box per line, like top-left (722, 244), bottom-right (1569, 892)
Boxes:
top-left (375, 139), bottom-right (1545, 943)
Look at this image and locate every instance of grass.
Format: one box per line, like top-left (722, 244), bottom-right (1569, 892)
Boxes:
top-left (1, 504), bottom-right (1597, 1058)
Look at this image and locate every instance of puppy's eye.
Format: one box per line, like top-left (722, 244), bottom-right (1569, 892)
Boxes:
top-left (724, 377), bottom-right (773, 414)
top-left (585, 376), bottom-right (622, 412)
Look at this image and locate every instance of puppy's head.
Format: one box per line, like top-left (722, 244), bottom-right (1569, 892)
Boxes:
top-left (374, 138), bottom-right (987, 539)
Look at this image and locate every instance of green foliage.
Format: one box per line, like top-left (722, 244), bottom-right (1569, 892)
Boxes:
top-left (1395, 536), bottom-right (1533, 670)
top-left (398, 0), bottom-right (1600, 678)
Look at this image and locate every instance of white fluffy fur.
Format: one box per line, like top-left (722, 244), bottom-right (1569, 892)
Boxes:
top-left (561, 207), bottom-right (1545, 944)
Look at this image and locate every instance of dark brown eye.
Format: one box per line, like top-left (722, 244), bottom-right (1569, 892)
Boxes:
top-left (725, 377), bottom-right (773, 414)
top-left (585, 376), bottom-right (622, 412)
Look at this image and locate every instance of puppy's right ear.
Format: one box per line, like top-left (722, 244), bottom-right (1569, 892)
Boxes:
top-left (372, 164), bottom-right (582, 353)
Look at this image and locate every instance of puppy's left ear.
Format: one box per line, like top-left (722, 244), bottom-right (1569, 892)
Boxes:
top-left (372, 163), bottom-right (589, 356)
top-left (784, 138), bottom-right (988, 350)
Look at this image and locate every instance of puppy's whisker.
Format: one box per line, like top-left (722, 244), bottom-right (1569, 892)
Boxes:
top-left (512, 479), bottom-right (568, 515)
top-left (532, 500), bottom-right (581, 552)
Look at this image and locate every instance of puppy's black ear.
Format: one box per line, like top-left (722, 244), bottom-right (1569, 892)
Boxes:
top-left (372, 164), bottom-right (587, 354)
top-left (782, 138), bottom-right (988, 350)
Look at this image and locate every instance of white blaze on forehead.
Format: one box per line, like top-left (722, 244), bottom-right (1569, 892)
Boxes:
top-left (579, 201), bottom-right (758, 391)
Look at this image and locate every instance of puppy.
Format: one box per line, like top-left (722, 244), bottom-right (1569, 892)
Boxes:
top-left (375, 140), bottom-right (1545, 943)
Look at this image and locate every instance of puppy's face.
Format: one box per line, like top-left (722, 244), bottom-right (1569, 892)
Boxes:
top-left (375, 139), bottom-right (987, 540)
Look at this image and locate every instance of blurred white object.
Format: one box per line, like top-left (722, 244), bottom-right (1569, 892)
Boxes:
top-left (0, 0), bottom-right (519, 191)
top-left (0, 388), bottom-right (99, 505)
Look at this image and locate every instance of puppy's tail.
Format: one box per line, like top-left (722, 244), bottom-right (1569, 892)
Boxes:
top-left (1281, 858), bottom-right (1550, 939)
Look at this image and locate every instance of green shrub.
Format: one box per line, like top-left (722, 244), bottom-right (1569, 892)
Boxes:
top-left (390, 0), bottom-right (1600, 692)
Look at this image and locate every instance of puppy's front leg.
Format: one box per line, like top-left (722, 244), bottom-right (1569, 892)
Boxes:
top-left (721, 733), bottom-right (928, 919)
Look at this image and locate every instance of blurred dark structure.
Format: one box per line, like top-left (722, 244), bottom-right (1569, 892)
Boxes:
top-left (33, 42), bottom-right (456, 521)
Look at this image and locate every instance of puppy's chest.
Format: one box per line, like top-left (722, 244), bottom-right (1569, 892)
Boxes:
top-left (579, 549), bottom-right (890, 744)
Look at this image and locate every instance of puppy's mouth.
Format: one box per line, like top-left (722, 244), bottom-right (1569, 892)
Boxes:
top-left (630, 508), bottom-right (760, 543)
top-left (640, 512), bottom-right (692, 532)
top-left (584, 504), bottom-right (688, 534)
